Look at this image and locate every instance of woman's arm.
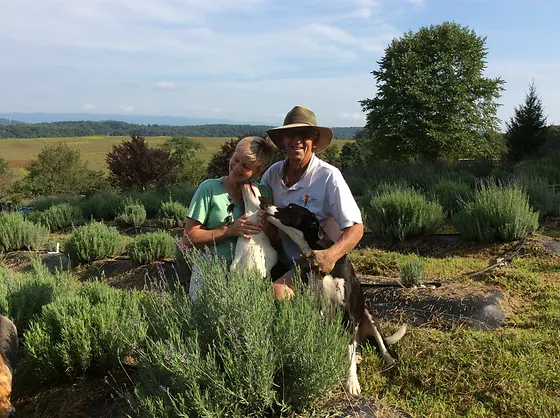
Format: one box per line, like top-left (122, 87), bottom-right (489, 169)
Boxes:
top-left (182, 214), bottom-right (262, 248)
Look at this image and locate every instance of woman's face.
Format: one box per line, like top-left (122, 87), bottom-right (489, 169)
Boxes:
top-left (281, 128), bottom-right (317, 166)
top-left (228, 150), bottom-right (260, 182)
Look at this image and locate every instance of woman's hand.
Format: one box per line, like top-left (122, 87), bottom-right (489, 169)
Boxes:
top-left (227, 213), bottom-right (261, 240)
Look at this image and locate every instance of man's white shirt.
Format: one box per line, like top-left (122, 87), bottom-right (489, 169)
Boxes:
top-left (260, 154), bottom-right (362, 267)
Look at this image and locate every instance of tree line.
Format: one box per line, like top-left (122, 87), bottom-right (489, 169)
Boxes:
top-left (0, 120), bottom-right (361, 140)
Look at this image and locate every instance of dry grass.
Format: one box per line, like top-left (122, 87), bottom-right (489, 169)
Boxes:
top-left (0, 135), bottom-right (353, 172)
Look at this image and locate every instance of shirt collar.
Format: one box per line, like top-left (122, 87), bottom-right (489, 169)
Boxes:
top-left (281, 153), bottom-right (318, 189)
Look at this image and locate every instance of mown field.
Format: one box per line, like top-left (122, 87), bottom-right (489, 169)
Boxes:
top-left (0, 135), bottom-right (354, 171)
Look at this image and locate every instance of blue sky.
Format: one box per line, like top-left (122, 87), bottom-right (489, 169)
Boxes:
top-left (0, 0), bottom-right (558, 128)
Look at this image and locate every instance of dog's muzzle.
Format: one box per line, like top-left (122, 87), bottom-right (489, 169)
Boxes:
top-left (263, 205), bottom-right (278, 217)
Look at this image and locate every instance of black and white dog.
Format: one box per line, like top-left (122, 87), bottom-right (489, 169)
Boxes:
top-left (262, 202), bottom-right (406, 395)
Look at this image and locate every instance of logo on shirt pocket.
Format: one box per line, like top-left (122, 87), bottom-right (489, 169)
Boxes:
top-left (297, 194), bottom-right (317, 207)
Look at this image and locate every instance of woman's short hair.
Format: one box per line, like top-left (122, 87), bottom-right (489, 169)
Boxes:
top-left (235, 136), bottom-right (276, 173)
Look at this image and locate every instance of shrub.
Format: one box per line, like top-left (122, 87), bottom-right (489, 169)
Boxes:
top-left (399, 258), bottom-right (426, 287)
top-left (364, 185), bottom-right (445, 241)
top-left (117, 201), bottom-right (146, 228)
top-left (106, 134), bottom-right (178, 190)
top-left (453, 181), bottom-right (539, 242)
top-left (65, 222), bottom-right (125, 264)
top-left (0, 212), bottom-right (49, 252)
top-left (19, 143), bottom-right (106, 197)
top-left (158, 200), bottom-right (187, 229)
top-left (34, 202), bottom-right (84, 232)
top-left (514, 159), bottom-right (560, 184)
top-left (80, 192), bottom-right (125, 221)
top-left (130, 251), bottom-right (349, 416)
top-left (32, 195), bottom-right (82, 212)
top-left (133, 191), bottom-right (163, 219)
top-left (24, 280), bottom-right (147, 380)
top-left (0, 256), bottom-right (79, 331)
top-left (160, 184), bottom-right (197, 208)
top-left (515, 175), bottom-right (560, 217)
top-left (430, 179), bottom-right (473, 215)
top-left (128, 232), bottom-right (175, 265)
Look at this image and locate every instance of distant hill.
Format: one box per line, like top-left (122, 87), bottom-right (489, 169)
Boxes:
top-left (0, 112), bottom-right (269, 126)
top-left (0, 118), bottom-right (25, 125)
top-left (0, 120), bottom-right (362, 140)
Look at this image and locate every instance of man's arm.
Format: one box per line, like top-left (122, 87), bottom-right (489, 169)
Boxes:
top-left (312, 222), bottom-right (364, 274)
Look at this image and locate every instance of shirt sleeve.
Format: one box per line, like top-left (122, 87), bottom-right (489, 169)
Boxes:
top-left (326, 169), bottom-right (363, 229)
top-left (186, 180), bottom-right (212, 225)
top-left (260, 166), bottom-right (271, 188)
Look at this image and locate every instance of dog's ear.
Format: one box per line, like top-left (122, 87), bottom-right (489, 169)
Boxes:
top-left (259, 196), bottom-right (270, 208)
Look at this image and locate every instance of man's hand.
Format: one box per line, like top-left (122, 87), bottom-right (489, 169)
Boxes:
top-left (308, 249), bottom-right (336, 274)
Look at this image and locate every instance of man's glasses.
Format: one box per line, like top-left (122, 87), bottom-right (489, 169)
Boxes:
top-left (283, 128), bottom-right (318, 140)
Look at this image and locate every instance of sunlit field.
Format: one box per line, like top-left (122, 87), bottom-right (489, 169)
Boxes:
top-left (0, 135), bottom-right (354, 171)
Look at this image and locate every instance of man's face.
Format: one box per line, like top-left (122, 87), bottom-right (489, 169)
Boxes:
top-left (281, 128), bottom-right (317, 165)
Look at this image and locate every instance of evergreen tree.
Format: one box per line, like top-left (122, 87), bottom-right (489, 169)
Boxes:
top-left (505, 80), bottom-right (549, 162)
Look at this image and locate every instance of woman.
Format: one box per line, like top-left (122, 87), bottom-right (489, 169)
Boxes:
top-left (183, 136), bottom-right (277, 299)
top-left (258, 106), bottom-right (364, 300)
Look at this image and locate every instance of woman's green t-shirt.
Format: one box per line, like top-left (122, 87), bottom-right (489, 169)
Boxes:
top-left (186, 178), bottom-right (273, 265)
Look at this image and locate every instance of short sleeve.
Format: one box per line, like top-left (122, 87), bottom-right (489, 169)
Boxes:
top-left (186, 180), bottom-right (213, 225)
top-left (260, 166), bottom-right (271, 188)
top-left (326, 170), bottom-right (363, 229)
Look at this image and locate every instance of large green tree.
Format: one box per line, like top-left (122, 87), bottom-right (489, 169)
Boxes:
top-left (360, 22), bottom-right (505, 162)
top-left (164, 135), bottom-right (206, 186)
top-left (505, 80), bottom-right (549, 162)
top-left (22, 143), bottom-right (106, 196)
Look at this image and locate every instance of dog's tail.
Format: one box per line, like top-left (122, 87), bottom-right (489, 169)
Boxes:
top-left (385, 323), bottom-right (407, 345)
top-left (360, 309), bottom-right (407, 345)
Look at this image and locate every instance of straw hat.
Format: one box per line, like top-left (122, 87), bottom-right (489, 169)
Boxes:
top-left (266, 106), bottom-right (333, 153)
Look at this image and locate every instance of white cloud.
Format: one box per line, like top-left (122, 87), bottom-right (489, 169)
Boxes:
top-left (151, 81), bottom-right (182, 92)
top-left (120, 105), bottom-right (134, 113)
top-left (0, 0), bottom-right (558, 128)
top-left (339, 112), bottom-right (366, 121)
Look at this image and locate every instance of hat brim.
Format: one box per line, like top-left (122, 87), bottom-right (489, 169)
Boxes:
top-left (266, 123), bottom-right (334, 154)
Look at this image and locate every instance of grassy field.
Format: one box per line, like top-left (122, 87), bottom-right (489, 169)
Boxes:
top-left (0, 135), bottom-right (354, 172)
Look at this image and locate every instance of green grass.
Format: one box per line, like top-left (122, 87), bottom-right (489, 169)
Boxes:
top-left (355, 244), bottom-right (560, 418)
top-left (0, 135), bottom-right (353, 172)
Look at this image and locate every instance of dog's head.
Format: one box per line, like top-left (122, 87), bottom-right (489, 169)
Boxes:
top-left (261, 201), bottom-right (326, 248)
top-left (0, 356), bottom-right (14, 418)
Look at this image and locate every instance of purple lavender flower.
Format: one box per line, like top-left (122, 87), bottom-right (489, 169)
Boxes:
top-left (227, 324), bottom-right (241, 345)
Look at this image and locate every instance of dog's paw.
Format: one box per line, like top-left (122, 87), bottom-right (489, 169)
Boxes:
top-left (346, 377), bottom-right (361, 395)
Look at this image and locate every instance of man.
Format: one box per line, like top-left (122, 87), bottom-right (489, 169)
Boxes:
top-left (258, 106), bottom-right (364, 299)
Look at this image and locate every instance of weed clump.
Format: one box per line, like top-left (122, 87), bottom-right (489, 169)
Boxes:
top-left (0, 212), bottom-right (49, 252)
top-left (33, 202), bottom-right (84, 232)
top-left (453, 181), bottom-right (539, 241)
top-left (158, 199), bottom-right (187, 229)
top-left (364, 184), bottom-right (445, 241)
top-left (116, 200), bottom-right (147, 228)
top-left (65, 222), bottom-right (125, 264)
top-left (128, 231), bottom-right (175, 265)
top-left (399, 258), bottom-right (426, 287)
top-left (130, 250), bottom-right (349, 416)
top-left (25, 280), bottom-right (146, 380)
